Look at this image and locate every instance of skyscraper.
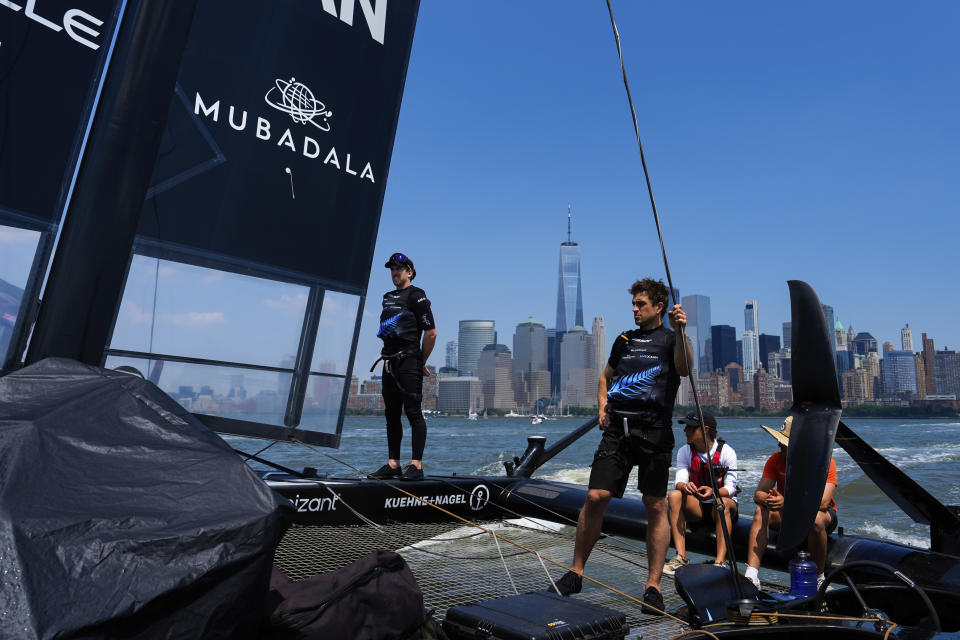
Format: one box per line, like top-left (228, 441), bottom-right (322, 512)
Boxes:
top-left (592, 316), bottom-right (606, 375)
top-left (445, 340), bottom-right (458, 370)
top-left (743, 300), bottom-right (759, 378)
top-left (458, 320), bottom-right (495, 376)
top-left (782, 322), bottom-right (792, 350)
top-left (758, 333), bottom-right (781, 374)
top-left (513, 318), bottom-right (548, 373)
top-left (560, 327), bottom-right (597, 408)
top-left (682, 294), bottom-right (711, 374)
top-left (883, 350), bottom-right (917, 395)
top-left (742, 330), bottom-right (758, 379)
top-left (555, 205), bottom-right (584, 333)
top-left (477, 344), bottom-right (516, 410)
top-left (822, 304), bottom-right (836, 351)
top-left (922, 333), bottom-right (937, 395)
top-left (711, 325), bottom-right (737, 371)
top-left (901, 324), bottom-right (913, 351)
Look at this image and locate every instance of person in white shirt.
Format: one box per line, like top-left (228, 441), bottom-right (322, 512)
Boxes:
top-left (663, 411), bottom-right (739, 574)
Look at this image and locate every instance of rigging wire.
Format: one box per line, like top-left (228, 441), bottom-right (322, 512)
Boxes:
top-left (603, 0), bottom-right (742, 594)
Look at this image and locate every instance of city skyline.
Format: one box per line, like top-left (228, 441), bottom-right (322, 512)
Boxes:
top-left (352, 3), bottom-right (959, 382)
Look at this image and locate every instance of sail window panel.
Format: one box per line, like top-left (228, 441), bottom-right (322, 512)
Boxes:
top-left (304, 374), bottom-right (346, 434)
top-left (311, 291), bottom-right (360, 376)
top-left (0, 226), bottom-right (42, 366)
top-left (104, 355), bottom-right (297, 428)
top-left (110, 255), bottom-right (307, 369)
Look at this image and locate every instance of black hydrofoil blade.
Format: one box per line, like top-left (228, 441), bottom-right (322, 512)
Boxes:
top-left (779, 280), bottom-right (842, 551)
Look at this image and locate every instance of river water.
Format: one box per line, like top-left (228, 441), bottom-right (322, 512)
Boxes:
top-left (232, 416), bottom-right (960, 551)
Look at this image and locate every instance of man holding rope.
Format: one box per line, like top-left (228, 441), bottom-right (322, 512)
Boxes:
top-left (551, 277), bottom-right (690, 616)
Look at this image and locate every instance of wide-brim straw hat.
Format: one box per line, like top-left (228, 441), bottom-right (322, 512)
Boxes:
top-left (760, 415), bottom-right (793, 447)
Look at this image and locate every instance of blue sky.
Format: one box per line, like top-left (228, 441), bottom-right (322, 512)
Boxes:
top-left (1, 2), bottom-right (956, 389)
top-left (356, 1), bottom-right (960, 376)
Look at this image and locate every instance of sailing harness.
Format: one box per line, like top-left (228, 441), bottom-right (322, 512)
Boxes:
top-left (370, 348), bottom-right (420, 398)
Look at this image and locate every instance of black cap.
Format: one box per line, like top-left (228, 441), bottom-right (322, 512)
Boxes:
top-left (384, 252), bottom-right (416, 279)
top-left (678, 411), bottom-right (717, 429)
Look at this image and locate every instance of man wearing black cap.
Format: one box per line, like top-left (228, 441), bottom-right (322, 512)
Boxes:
top-left (369, 252), bottom-right (436, 481)
top-left (550, 277), bottom-right (691, 616)
top-left (663, 411), bottom-right (739, 574)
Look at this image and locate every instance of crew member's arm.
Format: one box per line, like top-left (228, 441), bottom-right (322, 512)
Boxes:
top-left (819, 482), bottom-right (836, 511)
top-left (420, 329), bottom-right (437, 376)
top-left (675, 448), bottom-right (698, 495)
top-left (667, 304), bottom-right (693, 376)
top-left (597, 364), bottom-right (614, 427)
top-left (753, 477), bottom-right (782, 510)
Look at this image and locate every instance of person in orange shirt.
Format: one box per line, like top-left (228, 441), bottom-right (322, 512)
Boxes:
top-left (744, 416), bottom-right (838, 590)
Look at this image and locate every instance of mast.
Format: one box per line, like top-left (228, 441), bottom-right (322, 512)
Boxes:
top-left (25, 0), bottom-right (200, 365)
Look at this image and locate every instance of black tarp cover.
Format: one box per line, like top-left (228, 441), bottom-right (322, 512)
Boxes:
top-left (0, 358), bottom-right (291, 639)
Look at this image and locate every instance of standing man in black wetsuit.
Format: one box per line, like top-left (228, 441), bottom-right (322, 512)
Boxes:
top-left (551, 277), bottom-right (690, 616)
top-left (369, 252), bottom-right (437, 481)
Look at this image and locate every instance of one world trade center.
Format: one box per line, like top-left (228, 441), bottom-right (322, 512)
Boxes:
top-left (555, 205), bottom-right (584, 333)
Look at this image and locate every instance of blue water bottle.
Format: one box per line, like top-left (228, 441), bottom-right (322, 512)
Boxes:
top-left (788, 551), bottom-right (818, 598)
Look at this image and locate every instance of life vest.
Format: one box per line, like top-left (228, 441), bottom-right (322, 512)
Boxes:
top-left (688, 439), bottom-right (727, 488)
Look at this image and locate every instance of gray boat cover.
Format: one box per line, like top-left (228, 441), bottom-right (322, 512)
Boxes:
top-left (0, 358), bottom-right (291, 639)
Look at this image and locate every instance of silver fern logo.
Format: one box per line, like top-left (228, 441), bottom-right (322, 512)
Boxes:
top-left (608, 364), bottom-right (661, 402)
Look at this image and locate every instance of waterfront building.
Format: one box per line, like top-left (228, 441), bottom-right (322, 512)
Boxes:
top-left (842, 368), bottom-right (872, 406)
top-left (458, 320), bottom-right (495, 376)
top-left (513, 317), bottom-right (550, 411)
top-left (592, 316), bottom-right (606, 376)
top-left (865, 352), bottom-right (881, 398)
top-left (882, 341), bottom-right (894, 353)
top-left (782, 322), bottom-right (792, 350)
top-left (682, 294), bottom-right (712, 375)
top-left (736, 340), bottom-right (743, 368)
top-left (555, 205), bottom-right (584, 333)
top-left (477, 344), bottom-right (516, 410)
top-left (922, 333), bottom-right (937, 395)
top-left (724, 362), bottom-right (743, 393)
top-left (915, 354), bottom-right (927, 401)
top-left (560, 327), bottom-right (597, 408)
top-left (438, 377), bottom-right (483, 413)
top-left (711, 324), bottom-right (737, 371)
top-left (753, 367), bottom-right (777, 412)
top-left (934, 349), bottom-right (960, 397)
top-left (445, 340), bottom-right (457, 369)
top-left (883, 350), bottom-right (918, 395)
top-left (901, 324), bottom-right (914, 352)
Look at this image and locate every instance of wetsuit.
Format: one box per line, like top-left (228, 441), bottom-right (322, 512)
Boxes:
top-left (590, 325), bottom-right (681, 498)
top-left (377, 285), bottom-right (434, 461)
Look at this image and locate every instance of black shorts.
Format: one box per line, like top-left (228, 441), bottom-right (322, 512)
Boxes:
top-left (824, 506), bottom-right (838, 534)
top-left (588, 427), bottom-right (672, 499)
top-left (691, 499), bottom-right (738, 527)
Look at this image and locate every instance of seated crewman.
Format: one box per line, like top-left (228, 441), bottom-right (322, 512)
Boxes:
top-left (663, 411), bottom-right (739, 574)
top-left (745, 416), bottom-right (838, 590)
